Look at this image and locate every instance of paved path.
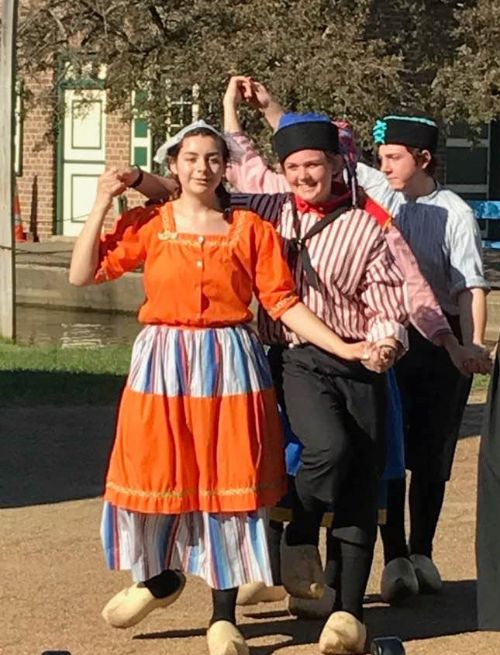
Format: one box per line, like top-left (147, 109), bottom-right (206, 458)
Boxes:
top-left (2, 394), bottom-right (500, 655)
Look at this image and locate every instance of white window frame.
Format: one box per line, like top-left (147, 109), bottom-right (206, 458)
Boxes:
top-left (165, 84), bottom-right (200, 137)
top-left (14, 82), bottom-right (22, 175)
top-left (129, 84), bottom-right (200, 170)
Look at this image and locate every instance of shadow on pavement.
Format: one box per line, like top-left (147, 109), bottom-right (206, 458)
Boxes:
top-left (247, 581), bottom-right (476, 652)
top-left (366, 580), bottom-right (476, 643)
top-left (1, 370), bottom-right (484, 509)
top-left (0, 371), bottom-right (122, 508)
top-left (133, 619), bottom-right (322, 651)
top-left (134, 627), bottom-right (207, 640)
top-left (133, 580), bottom-right (476, 653)
top-left (459, 402), bottom-right (485, 439)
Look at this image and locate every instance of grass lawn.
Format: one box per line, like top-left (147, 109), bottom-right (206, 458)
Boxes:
top-left (0, 342), bottom-right (131, 406)
top-left (0, 341), bottom-right (492, 407)
top-left (472, 373), bottom-right (491, 392)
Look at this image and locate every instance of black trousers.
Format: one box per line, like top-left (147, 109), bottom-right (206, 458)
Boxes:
top-left (396, 323), bottom-right (471, 482)
top-left (381, 322), bottom-right (472, 562)
top-left (273, 344), bottom-right (387, 546)
top-left (268, 344), bottom-right (387, 619)
top-left (477, 340), bottom-right (500, 630)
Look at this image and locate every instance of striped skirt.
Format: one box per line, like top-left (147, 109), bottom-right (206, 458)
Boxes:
top-left (101, 504), bottom-right (272, 588)
top-left (101, 324), bottom-right (286, 588)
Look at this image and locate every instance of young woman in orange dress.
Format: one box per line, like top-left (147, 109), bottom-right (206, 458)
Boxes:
top-left (69, 122), bottom-right (369, 655)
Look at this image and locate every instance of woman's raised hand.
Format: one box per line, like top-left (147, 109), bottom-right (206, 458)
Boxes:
top-left (116, 166), bottom-right (140, 188)
top-left (223, 75), bottom-right (254, 108)
top-left (95, 168), bottom-right (127, 210)
top-left (247, 79), bottom-right (274, 112)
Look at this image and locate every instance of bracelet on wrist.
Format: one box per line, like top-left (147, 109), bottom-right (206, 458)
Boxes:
top-left (129, 165), bottom-right (144, 189)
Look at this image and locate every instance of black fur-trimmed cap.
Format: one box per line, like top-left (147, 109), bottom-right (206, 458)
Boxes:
top-left (372, 115), bottom-right (439, 153)
top-left (272, 112), bottom-right (339, 162)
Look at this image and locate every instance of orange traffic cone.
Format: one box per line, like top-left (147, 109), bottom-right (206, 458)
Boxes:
top-left (13, 185), bottom-right (26, 242)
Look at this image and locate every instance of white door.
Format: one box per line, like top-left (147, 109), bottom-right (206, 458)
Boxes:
top-left (61, 89), bottom-right (106, 236)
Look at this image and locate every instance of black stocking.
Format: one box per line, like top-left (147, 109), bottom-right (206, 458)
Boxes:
top-left (210, 588), bottom-right (238, 626)
top-left (379, 478), bottom-right (409, 564)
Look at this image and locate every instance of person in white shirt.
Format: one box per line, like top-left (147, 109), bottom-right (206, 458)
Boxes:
top-left (362, 115), bottom-right (489, 603)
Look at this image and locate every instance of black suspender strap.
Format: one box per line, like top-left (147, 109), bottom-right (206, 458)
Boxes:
top-left (289, 196), bottom-right (352, 289)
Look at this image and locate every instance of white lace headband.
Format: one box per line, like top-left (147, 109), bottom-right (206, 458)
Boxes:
top-left (153, 119), bottom-right (243, 164)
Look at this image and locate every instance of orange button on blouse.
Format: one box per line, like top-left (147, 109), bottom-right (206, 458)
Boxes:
top-left (96, 202), bottom-right (299, 326)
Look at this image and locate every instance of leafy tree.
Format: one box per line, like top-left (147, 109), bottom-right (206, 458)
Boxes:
top-left (431, 0), bottom-right (500, 128)
top-left (17, 0), bottom-right (404, 146)
top-left (16, 0), bottom-right (500, 148)
top-left (369, 0), bottom-right (500, 131)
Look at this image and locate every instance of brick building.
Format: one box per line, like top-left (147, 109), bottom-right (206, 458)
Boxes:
top-left (14, 63), bottom-right (198, 241)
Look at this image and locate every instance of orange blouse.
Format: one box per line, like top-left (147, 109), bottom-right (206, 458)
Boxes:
top-left (96, 202), bottom-right (299, 326)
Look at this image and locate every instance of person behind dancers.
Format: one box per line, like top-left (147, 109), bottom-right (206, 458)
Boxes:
top-left (477, 338), bottom-right (500, 630)
top-left (360, 114), bottom-right (490, 601)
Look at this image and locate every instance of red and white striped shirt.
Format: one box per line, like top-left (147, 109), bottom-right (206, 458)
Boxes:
top-left (231, 193), bottom-right (408, 348)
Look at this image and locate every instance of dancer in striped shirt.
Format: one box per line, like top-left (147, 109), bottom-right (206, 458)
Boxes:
top-left (221, 79), bottom-right (490, 606)
top-left (219, 91), bottom-right (409, 654)
top-left (217, 75), bottom-right (485, 620)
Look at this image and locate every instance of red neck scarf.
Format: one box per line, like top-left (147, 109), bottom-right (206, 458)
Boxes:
top-left (294, 182), bottom-right (351, 217)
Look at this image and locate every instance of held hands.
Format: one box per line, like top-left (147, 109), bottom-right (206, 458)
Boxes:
top-left (224, 75), bottom-right (275, 113)
top-left (362, 338), bottom-right (399, 373)
top-left (344, 334), bottom-right (492, 376)
top-left (94, 168), bottom-right (127, 211)
top-left (246, 80), bottom-right (275, 113)
top-left (115, 166), bottom-right (139, 188)
top-left (439, 333), bottom-right (492, 375)
top-left (337, 339), bottom-right (397, 373)
top-left (115, 167), bottom-right (179, 199)
top-left (450, 343), bottom-right (492, 376)
top-left (466, 344), bottom-right (492, 375)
